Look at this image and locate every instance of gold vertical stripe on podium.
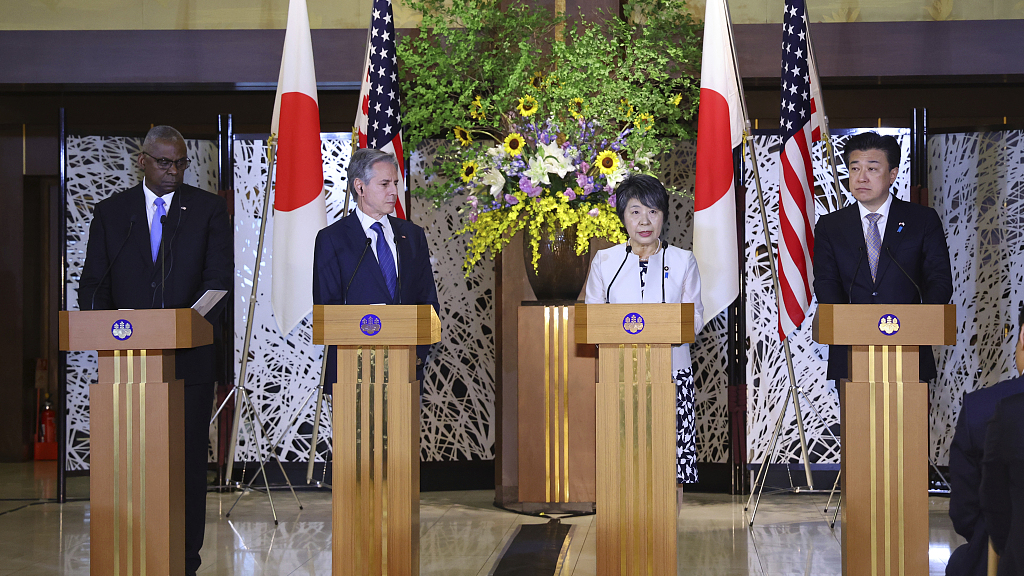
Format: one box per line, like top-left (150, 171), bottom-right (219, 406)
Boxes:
top-left (139, 351), bottom-right (147, 576)
top-left (562, 306), bottom-right (570, 503)
top-left (631, 344), bottom-right (641, 575)
top-left (644, 345), bottom-right (654, 576)
top-left (356, 347), bottom-right (364, 570)
top-left (869, 345), bottom-right (878, 576)
top-left (126, 350), bottom-right (135, 576)
top-left (553, 309), bottom-right (561, 502)
top-left (382, 347), bottom-right (389, 576)
top-left (883, 347), bottom-right (891, 575)
top-left (618, 344), bottom-right (627, 576)
top-left (544, 308), bottom-right (551, 502)
top-left (113, 351), bottom-right (121, 576)
top-left (896, 347), bottom-right (905, 576)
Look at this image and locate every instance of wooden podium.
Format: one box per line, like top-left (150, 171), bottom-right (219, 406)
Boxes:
top-left (813, 303), bottom-right (956, 575)
top-left (59, 308), bottom-right (212, 576)
top-left (312, 304), bottom-right (441, 576)
top-left (575, 303), bottom-right (694, 576)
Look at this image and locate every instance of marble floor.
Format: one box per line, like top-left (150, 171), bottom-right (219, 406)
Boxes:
top-left (0, 462), bottom-right (964, 575)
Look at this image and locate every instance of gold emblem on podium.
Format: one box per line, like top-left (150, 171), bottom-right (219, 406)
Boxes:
top-left (878, 314), bottom-right (900, 335)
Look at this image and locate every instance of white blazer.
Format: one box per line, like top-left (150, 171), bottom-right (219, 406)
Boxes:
top-left (584, 242), bottom-right (704, 374)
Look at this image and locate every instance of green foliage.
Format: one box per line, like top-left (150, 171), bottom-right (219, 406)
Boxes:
top-left (398, 0), bottom-right (703, 204)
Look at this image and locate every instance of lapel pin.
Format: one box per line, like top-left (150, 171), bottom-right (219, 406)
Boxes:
top-left (897, 221), bottom-right (904, 232)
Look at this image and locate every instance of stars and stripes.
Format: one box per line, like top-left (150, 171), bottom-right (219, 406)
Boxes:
top-left (776, 0), bottom-right (817, 339)
top-left (354, 0), bottom-right (407, 219)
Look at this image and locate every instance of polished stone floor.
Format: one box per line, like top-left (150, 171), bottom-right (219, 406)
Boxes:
top-left (0, 462), bottom-right (963, 575)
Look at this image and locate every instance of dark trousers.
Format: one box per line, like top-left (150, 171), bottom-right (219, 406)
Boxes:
top-left (184, 381), bottom-right (215, 576)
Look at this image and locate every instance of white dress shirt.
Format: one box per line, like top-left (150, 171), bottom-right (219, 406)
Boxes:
top-left (143, 179), bottom-right (175, 233)
top-left (857, 192), bottom-right (893, 244)
top-left (354, 206), bottom-right (400, 276)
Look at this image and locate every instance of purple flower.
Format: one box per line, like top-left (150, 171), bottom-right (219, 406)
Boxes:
top-left (505, 194), bottom-right (519, 205)
top-left (608, 194), bottom-right (616, 207)
top-left (563, 189), bottom-right (577, 201)
top-left (588, 207), bottom-right (599, 217)
top-left (576, 173), bottom-right (595, 196)
top-left (519, 176), bottom-right (543, 197)
top-left (469, 213), bottom-right (478, 223)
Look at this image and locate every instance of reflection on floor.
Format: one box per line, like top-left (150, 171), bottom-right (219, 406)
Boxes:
top-left (0, 462), bottom-right (963, 575)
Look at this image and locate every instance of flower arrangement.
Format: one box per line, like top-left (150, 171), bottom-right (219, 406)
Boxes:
top-left (398, 0), bottom-right (703, 272)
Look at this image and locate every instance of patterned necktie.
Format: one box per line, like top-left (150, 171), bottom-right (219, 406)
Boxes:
top-left (151, 197), bottom-right (166, 262)
top-left (371, 222), bottom-right (398, 300)
top-left (865, 212), bottom-right (883, 282)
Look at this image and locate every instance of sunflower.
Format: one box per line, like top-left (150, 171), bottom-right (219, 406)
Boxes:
top-left (595, 150), bottom-right (619, 175)
top-left (469, 95), bottom-right (486, 120)
top-left (669, 93), bottom-right (682, 107)
top-left (530, 71), bottom-right (544, 90)
top-left (634, 113), bottom-right (654, 132)
top-left (618, 98), bottom-right (634, 120)
top-left (569, 97), bottom-right (585, 120)
top-left (460, 161), bottom-right (479, 183)
top-left (453, 126), bottom-right (472, 146)
top-left (517, 95), bottom-right (538, 117)
top-left (503, 133), bottom-right (525, 156)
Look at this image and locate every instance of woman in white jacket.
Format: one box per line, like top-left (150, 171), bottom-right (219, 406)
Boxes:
top-left (584, 174), bottom-right (704, 483)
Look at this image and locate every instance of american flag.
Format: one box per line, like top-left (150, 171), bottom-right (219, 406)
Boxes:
top-left (354, 0), bottom-right (407, 219)
top-left (776, 0), bottom-right (818, 339)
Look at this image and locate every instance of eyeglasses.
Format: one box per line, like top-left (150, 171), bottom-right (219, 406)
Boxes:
top-left (143, 151), bottom-right (190, 171)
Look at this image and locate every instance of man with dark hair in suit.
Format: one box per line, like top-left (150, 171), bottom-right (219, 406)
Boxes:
top-left (312, 148), bottom-right (440, 386)
top-left (79, 125), bottom-right (232, 576)
top-left (981, 389), bottom-right (1024, 575)
top-left (813, 131), bottom-right (953, 383)
top-left (946, 307), bottom-right (1024, 576)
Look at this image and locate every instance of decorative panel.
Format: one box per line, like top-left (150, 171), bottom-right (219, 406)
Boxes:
top-left (63, 135), bottom-right (219, 470)
top-left (743, 130), bottom-right (911, 467)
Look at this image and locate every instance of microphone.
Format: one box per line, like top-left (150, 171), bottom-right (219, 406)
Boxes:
top-left (394, 234), bottom-right (405, 305)
top-left (661, 240), bottom-right (668, 303)
top-left (160, 214), bottom-right (167, 308)
top-left (344, 238), bottom-right (373, 305)
top-left (848, 246), bottom-right (864, 304)
top-left (606, 243), bottom-right (632, 303)
top-left (90, 215), bottom-right (136, 310)
top-left (151, 201), bottom-right (184, 309)
top-left (885, 245), bottom-right (924, 304)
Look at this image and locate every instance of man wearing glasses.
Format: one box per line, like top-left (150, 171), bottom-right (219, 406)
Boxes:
top-left (79, 125), bottom-right (232, 576)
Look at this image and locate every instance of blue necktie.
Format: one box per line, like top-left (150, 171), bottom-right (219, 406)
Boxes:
top-left (866, 212), bottom-right (882, 282)
top-left (151, 197), bottom-right (166, 262)
top-left (371, 222), bottom-right (398, 300)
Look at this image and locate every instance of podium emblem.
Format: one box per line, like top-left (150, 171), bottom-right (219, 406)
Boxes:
top-left (360, 314), bottom-right (382, 336)
top-left (622, 313), bottom-right (645, 335)
top-left (111, 319), bottom-right (133, 341)
top-left (878, 314), bottom-right (900, 335)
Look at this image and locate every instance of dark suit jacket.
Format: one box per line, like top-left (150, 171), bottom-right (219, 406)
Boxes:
top-left (312, 212), bottom-right (440, 390)
top-left (813, 196), bottom-right (953, 381)
top-left (981, 391), bottom-right (1024, 576)
top-left (78, 183), bottom-right (233, 384)
top-left (947, 375), bottom-right (1024, 576)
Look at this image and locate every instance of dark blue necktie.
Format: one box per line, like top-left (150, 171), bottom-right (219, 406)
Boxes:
top-left (371, 222), bottom-right (397, 300)
top-left (151, 197), bottom-right (166, 262)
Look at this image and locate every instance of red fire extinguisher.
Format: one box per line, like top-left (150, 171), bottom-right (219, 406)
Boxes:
top-left (40, 393), bottom-right (56, 444)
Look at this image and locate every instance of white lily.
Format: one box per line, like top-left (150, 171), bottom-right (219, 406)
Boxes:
top-left (525, 155), bottom-right (552, 185)
top-left (480, 167), bottom-right (506, 198)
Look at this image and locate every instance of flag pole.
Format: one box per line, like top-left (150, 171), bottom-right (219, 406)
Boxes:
top-left (741, 131), bottom-right (816, 518)
top-left (803, 21), bottom-right (843, 201)
top-left (722, 0), bottom-right (816, 499)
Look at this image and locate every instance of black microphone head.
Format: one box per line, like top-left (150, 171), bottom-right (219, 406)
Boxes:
top-left (625, 243), bottom-right (632, 253)
top-left (130, 214), bottom-right (137, 223)
top-left (662, 239), bottom-right (669, 249)
top-left (160, 215), bottom-right (167, 224)
top-left (366, 238), bottom-right (372, 246)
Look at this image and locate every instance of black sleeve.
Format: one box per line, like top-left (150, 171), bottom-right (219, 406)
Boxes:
top-left (813, 217), bottom-right (846, 304)
top-left (948, 394), bottom-right (982, 540)
top-left (78, 203), bottom-right (111, 310)
top-left (196, 196), bottom-right (233, 317)
top-left (919, 208), bottom-right (953, 305)
top-left (981, 401), bottom-right (1011, 554)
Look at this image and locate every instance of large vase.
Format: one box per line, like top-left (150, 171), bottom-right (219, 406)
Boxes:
top-left (523, 225), bottom-right (590, 301)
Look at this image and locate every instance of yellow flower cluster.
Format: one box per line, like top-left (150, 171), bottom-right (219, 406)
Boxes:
top-left (459, 189), bottom-right (626, 275)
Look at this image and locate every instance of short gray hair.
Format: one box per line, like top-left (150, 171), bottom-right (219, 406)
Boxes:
top-left (347, 148), bottom-right (400, 194)
top-left (143, 125), bottom-right (185, 151)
